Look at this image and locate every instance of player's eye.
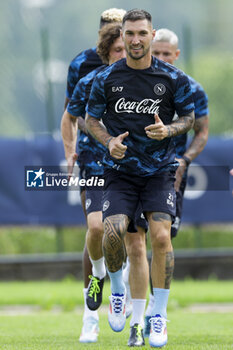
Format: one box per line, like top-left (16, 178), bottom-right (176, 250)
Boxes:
top-left (125, 31), bottom-right (134, 36)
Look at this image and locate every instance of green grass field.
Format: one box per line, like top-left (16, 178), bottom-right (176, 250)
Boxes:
top-left (0, 311), bottom-right (233, 350)
top-left (0, 280), bottom-right (232, 349)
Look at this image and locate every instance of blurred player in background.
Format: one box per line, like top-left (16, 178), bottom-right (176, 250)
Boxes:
top-left (62, 8), bottom-right (126, 343)
top-left (143, 28), bottom-right (209, 337)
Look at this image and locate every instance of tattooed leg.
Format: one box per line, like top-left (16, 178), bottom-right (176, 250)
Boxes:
top-left (147, 212), bottom-right (174, 289)
top-left (164, 251), bottom-right (174, 289)
top-left (103, 214), bottom-right (129, 272)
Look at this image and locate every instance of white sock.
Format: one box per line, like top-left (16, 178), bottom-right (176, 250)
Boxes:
top-left (145, 293), bottom-right (155, 316)
top-left (130, 299), bottom-right (147, 328)
top-left (83, 288), bottom-right (99, 321)
top-left (89, 256), bottom-right (106, 280)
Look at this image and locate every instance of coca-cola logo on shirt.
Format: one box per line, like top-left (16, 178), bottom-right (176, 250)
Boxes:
top-left (115, 98), bottom-right (162, 114)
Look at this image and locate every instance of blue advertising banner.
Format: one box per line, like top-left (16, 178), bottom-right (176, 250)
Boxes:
top-left (0, 136), bottom-right (85, 225)
top-left (182, 136), bottom-right (233, 223)
top-left (0, 135), bottom-right (232, 225)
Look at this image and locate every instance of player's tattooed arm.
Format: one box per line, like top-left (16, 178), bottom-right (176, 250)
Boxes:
top-left (145, 111), bottom-right (194, 141)
top-left (86, 113), bottom-right (129, 159)
top-left (165, 251), bottom-right (174, 289)
top-left (85, 113), bottom-right (111, 147)
top-left (183, 115), bottom-right (209, 162)
top-left (166, 111), bottom-right (195, 137)
top-left (103, 214), bottom-right (129, 272)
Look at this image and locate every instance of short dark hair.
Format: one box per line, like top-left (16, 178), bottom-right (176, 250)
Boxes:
top-left (97, 23), bottom-right (122, 64)
top-left (122, 9), bottom-right (152, 25)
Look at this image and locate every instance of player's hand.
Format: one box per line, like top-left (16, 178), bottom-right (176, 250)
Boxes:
top-left (108, 131), bottom-right (129, 159)
top-left (145, 114), bottom-right (168, 140)
top-left (67, 153), bottom-right (78, 180)
top-left (174, 158), bottom-right (187, 192)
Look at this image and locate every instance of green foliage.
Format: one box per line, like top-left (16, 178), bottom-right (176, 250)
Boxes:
top-left (172, 225), bottom-right (233, 249)
top-left (191, 52), bottom-right (233, 135)
top-left (0, 226), bottom-right (86, 255)
top-left (1, 1), bottom-right (233, 136)
top-left (0, 280), bottom-right (232, 310)
top-left (0, 225), bottom-right (233, 255)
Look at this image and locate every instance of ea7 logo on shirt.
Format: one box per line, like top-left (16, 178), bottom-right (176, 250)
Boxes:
top-left (112, 86), bottom-right (123, 92)
top-left (154, 83), bottom-right (166, 96)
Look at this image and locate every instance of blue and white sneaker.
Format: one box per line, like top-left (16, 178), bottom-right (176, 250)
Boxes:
top-left (143, 315), bottom-right (151, 338)
top-left (108, 292), bottom-right (126, 332)
top-left (149, 314), bottom-right (168, 348)
top-left (79, 317), bottom-right (99, 343)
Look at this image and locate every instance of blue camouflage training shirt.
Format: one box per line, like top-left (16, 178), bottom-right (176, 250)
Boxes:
top-left (174, 75), bottom-right (209, 157)
top-left (67, 65), bottom-right (107, 176)
top-left (86, 57), bottom-right (195, 176)
top-left (66, 47), bottom-right (102, 99)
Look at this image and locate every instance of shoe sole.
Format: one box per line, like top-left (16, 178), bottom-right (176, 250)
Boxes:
top-left (149, 340), bottom-right (167, 348)
top-left (79, 338), bottom-right (98, 343)
top-left (108, 314), bottom-right (126, 332)
top-left (108, 320), bottom-right (126, 332)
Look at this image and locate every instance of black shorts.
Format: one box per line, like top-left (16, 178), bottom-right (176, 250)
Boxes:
top-left (127, 203), bottom-right (148, 233)
top-left (102, 168), bottom-right (176, 224)
top-left (85, 189), bottom-right (103, 215)
top-left (176, 176), bottom-right (187, 219)
top-left (171, 176), bottom-right (187, 238)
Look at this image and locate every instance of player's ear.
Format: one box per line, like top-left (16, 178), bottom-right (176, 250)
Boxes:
top-left (152, 29), bottom-right (156, 40)
top-left (175, 49), bottom-right (181, 60)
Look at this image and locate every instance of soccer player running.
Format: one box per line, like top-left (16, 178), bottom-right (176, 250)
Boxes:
top-left (62, 22), bottom-right (150, 346)
top-left (143, 28), bottom-right (209, 336)
top-left (63, 8), bottom-right (126, 343)
top-left (86, 9), bottom-right (195, 348)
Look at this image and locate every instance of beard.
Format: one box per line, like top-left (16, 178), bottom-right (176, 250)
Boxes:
top-left (126, 45), bottom-right (150, 60)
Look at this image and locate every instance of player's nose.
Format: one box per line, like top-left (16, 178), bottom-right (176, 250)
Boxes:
top-left (131, 34), bottom-right (140, 44)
